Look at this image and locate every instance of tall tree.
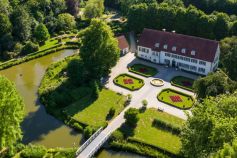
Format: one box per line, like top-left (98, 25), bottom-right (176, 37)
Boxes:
top-left (11, 7), bottom-right (32, 41)
top-left (34, 23), bottom-right (50, 44)
top-left (57, 13), bottom-right (76, 31)
top-left (213, 139), bottom-right (237, 158)
top-left (214, 13), bottom-right (229, 40)
top-left (0, 76), bottom-right (24, 153)
top-left (84, 0), bottom-right (104, 19)
top-left (80, 19), bottom-right (120, 79)
top-left (66, 0), bottom-right (80, 17)
top-left (181, 92), bottom-right (237, 158)
top-left (0, 13), bottom-right (12, 38)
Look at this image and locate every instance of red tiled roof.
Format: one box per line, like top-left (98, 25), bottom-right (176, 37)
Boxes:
top-left (138, 28), bottom-right (219, 62)
top-left (117, 35), bottom-right (129, 50)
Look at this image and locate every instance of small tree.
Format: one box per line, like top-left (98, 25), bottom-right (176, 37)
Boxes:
top-left (142, 99), bottom-right (148, 107)
top-left (34, 23), bottom-right (50, 45)
top-left (124, 108), bottom-right (139, 127)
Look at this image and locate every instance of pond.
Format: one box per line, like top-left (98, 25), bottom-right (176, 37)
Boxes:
top-left (0, 49), bottom-right (146, 158)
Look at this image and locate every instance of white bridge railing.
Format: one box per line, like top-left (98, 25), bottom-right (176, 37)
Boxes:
top-left (87, 131), bottom-right (112, 158)
top-left (75, 127), bottom-right (103, 156)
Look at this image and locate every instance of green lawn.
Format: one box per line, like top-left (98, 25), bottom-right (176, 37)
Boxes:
top-left (64, 89), bottom-right (126, 128)
top-left (128, 64), bottom-right (158, 77)
top-left (39, 39), bottom-right (59, 51)
top-left (158, 89), bottom-right (194, 109)
top-left (114, 73), bottom-right (144, 91)
top-left (130, 108), bottom-right (184, 155)
top-left (171, 76), bottom-right (194, 91)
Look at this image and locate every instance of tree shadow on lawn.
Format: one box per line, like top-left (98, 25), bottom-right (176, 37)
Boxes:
top-left (119, 123), bottom-right (135, 138)
top-left (22, 100), bottom-right (79, 144)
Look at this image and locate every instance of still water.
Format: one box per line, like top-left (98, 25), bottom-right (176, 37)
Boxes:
top-left (0, 49), bottom-right (146, 157)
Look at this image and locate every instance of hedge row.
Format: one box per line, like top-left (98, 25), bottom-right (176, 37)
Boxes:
top-left (110, 140), bottom-right (172, 158)
top-left (0, 44), bottom-right (79, 71)
top-left (152, 118), bottom-right (181, 135)
top-left (128, 67), bottom-right (151, 77)
top-left (128, 137), bottom-right (180, 157)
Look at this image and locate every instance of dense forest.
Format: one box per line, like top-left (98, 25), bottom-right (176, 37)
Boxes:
top-left (0, 0), bottom-right (83, 61)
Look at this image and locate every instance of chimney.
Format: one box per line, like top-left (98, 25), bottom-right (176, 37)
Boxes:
top-left (172, 30), bottom-right (176, 33)
top-left (162, 28), bottom-right (166, 32)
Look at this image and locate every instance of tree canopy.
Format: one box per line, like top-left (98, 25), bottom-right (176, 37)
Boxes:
top-left (80, 19), bottom-right (120, 79)
top-left (181, 92), bottom-right (237, 158)
top-left (193, 70), bottom-right (236, 99)
top-left (0, 76), bottom-right (25, 153)
top-left (84, 0), bottom-right (104, 19)
top-left (34, 23), bottom-right (50, 44)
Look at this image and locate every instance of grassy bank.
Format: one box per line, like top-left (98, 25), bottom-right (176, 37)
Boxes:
top-left (0, 34), bottom-right (79, 71)
top-left (39, 56), bottom-right (127, 132)
top-left (109, 108), bottom-right (185, 157)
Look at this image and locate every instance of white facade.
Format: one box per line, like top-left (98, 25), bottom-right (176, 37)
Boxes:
top-left (137, 45), bottom-right (220, 75)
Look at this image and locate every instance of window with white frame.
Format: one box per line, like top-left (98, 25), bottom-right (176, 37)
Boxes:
top-left (172, 46), bottom-right (176, 51)
top-left (163, 44), bottom-right (168, 49)
top-left (191, 50), bottom-right (196, 56)
top-left (199, 61), bottom-right (206, 66)
top-left (181, 48), bottom-right (186, 54)
top-left (198, 67), bottom-right (205, 73)
top-left (191, 59), bottom-right (197, 63)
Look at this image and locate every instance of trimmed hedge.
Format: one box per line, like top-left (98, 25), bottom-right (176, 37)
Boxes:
top-left (110, 140), bottom-right (172, 158)
top-left (170, 76), bottom-right (194, 92)
top-left (157, 88), bottom-right (195, 110)
top-left (0, 44), bottom-right (79, 71)
top-left (152, 118), bottom-right (181, 135)
top-left (128, 64), bottom-right (158, 77)
top-left (113, 73), bottom-right (144, 91)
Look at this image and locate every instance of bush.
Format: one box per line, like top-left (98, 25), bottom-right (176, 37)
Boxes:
top-left (110, 130), bottom-right (124, 141)
top-left (72, 122), bottom-right (83, 132)
top-left (152, 118), bottom-right (181, 135)
top-left (142, 99), bottom-right (148, 106)
top-left (84, 126), bottom-right (95, 139)
top-left (124, 108), bottom-right (140, 127)
top-left (20, 145), bottom-right (47, 158)
top-left (21, 41), bottom-right (39, 55)
top-left (108, 107), bottom-right (116, 117)
top-left (89, 80), bottom-right (100, 99)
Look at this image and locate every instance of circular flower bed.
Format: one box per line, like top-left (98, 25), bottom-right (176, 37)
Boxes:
top-left (150, 78), bottom-right (164, 87)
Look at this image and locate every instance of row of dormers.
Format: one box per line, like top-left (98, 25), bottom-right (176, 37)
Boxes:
top-left (155, 43), bottom-right (196, 56)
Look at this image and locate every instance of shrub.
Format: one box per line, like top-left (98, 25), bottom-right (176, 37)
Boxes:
top-left (21, 41), bottom-right (39, 55)
top-left (89, 80), bottom-right (100, 99)
top-left (20, 145), bottom-right (47, 158)
top-left (110, 130), bottom-right (124, 141)
top-left (124, 108), bottom-right (140, 127)
top-left (84, 126), bottom-right (95, 139)
top-left (142, 99), bottom-right (148, 106)
top-left (108, 107), bottom-right (116, 117)
top-left (72, 122), bottom-right (83, 132)
top-left (152, 118), bottom-right (181, 135)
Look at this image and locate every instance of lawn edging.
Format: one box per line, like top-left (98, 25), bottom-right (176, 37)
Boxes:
top-left (128, 64), bottom-right (158, 77)
top-left (170, 76), bottom-right (194, 92)
top-left (113, 73), bottom-right (144, 91)
top-left (157, 88), bottom-right (194, 110)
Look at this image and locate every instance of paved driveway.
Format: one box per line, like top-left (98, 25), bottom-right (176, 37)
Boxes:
top-left (105, 52), bottom-right (198, 120)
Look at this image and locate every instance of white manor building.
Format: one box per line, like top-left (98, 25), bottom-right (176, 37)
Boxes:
top-left (137, 28), bottom-right (220, 75)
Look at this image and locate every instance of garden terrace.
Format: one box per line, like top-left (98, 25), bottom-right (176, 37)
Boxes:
top-left (112, 108), bottom-right (185, 156)
top-left (128, 64), bottom-right (158, 77)
top-left (158, 89), bottom-right (194, 109)
top-left (171, 76), bottom-right (195, 91)
top-left (113, 74), bottom-right (144, 91)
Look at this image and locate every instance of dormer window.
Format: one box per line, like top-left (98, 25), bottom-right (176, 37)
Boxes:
top-left (172, 46), bottom-right (176, 51)
top-left (155, 43), bottom-right (160, 48)
top-left (181, 48), bottom-right (186, 54)
top-left (163, 44), bottom-right (168, 49)
top-left (191, 50), bottom-right (196, 56)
